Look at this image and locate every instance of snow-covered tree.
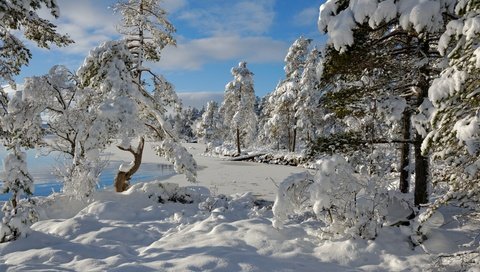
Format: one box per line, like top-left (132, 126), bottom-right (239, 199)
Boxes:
top-left (20, 65), bottom-right (109, 197)
top-left (0, 89), bottom-right (43, 242)
top-left (0, 1), bottom-right (72, 241)
top-left (174, 107), bottom-right (202, 142)
top-left (295, 47), bottom-right (322, 146)
top-left (219, 61), bottom-right (257, 155)
top-left (0, 0), bottom-right (73, 86)
top-left (78, 40), bottom-right (196, 192)
top-left (422, 0), bottom-right (480, 211)
top-left (264, 37), bottom-right (311, 152)
top-left (90, 0), bottom-right (195, 191)
top-left (317, 0), bottom-right (457, 206)
top-left (196, 101), bottom-right (222, 148)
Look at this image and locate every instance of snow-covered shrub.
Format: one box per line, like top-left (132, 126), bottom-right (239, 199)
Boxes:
top-left (273, 155), bottom-right (388, 240)
top-left (199, 192), bottom-right (266, 220)
top-left (145, 182), bottom-right (196, 204)
top-left (272, 172), bottom-right (314, 228)
top-left (59, 157), bottom-right (106, 199)
top-left (212, 143), bottom-right (240, 157)
top-left (199, 194), bottom-right (229, 212)
top-left (0, 199), bottom-right (38, 243)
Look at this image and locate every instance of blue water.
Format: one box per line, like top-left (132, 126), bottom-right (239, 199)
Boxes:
top-left (0, 148), bottom-right (176, 201)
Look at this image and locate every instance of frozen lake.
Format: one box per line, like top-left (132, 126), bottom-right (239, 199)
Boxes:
top-left (0, 147), bottom-right (176, 201)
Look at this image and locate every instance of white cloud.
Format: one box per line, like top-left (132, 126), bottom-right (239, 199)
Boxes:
top-left (162, 0), bottom-right (188, 13)
top-left (178, 0), bottom-right (275, 36)
top-left (47, 0), bottom-right (185, 56)
top-left (293, 7), bottom-right (319, 27)
top-left (39, 0), bottom-right (120, 55)
top-left (158, 36), bottom-right (288, 70)
top-left (178, 92), bottom-right (224, 109)
top-left (31, 1), bottom-right (287, 73)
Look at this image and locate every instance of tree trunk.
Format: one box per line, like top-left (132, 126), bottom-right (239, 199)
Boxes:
top-left (236, 127), bottom-right (241, 156)
top-left (11, 193), bottom-right (17, 210)
top-left (292, 127), bottom-right (297, 152)
top-left (414, 37), bottom-right (430, 206)
top-left (287, 128), bottom-right (292, 152)
top-left (399, 109), bottom-right (411, 193)
top-left (414, 134), bottom-right (428, 206)
top-left (114, 137), bottom-right (145, 192)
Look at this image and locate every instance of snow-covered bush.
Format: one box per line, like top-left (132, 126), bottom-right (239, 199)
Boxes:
top-left (141, 182), bottom-right (197, 204)
top-left (2, 150), bottom-right (34, 202)
top-left (272, 172), bottom-right (315, 227)
top-left (211, 143), bottom-right (241, 157)
top-left (199, 194), bottom-right (229, 212)
top-left (59, 157), bottom-right (106, 199)
top-left (198, 192), bottom-right (266, 220)
top-left (273, 155), bottom-right (388, 240)
top-left (0, 198), bottom-right (38, 243)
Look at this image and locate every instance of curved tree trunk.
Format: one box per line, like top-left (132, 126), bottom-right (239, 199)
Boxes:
top-left (114, 137), bottom-right (145, 192)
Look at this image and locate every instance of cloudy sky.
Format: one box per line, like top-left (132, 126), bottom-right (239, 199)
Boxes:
top-left (18, 0), bottom-right (326, 106)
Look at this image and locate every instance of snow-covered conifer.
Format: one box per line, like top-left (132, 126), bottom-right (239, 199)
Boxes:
top-left (422, 0), bottom-right (480, 210)
top-left (78, 0), bottom-right (196, 190)
top-left (0, 90), bottom-right (43, 242)
top-left (78, 39), bottom-right (196, 190)
top-left (317, 0), bottom-right (457, 206)
top-left (0, 0), bottom-right (72, 242)
top-left (219, 62), bottom-right (257, 155)
top-left (295, 47), bottom-right (322, 146)
top-left (264, 37), bottom-right (311, 152)
top-left (0, 0), bottom-right (73, 86)
top-left (196, 101), bottom-right (222, 148)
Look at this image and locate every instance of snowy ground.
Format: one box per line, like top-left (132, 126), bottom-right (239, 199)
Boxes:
top-left (105, 143), bottom-right (306, 201)
top-left (0, 143), bottom-right (479, 271)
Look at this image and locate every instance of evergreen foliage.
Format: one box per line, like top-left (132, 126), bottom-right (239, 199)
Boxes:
top-left (422, 0), bottom-right (480, 213)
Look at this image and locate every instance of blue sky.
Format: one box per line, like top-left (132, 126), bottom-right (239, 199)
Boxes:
top-left (18, 0), bottom-right (326, 106)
